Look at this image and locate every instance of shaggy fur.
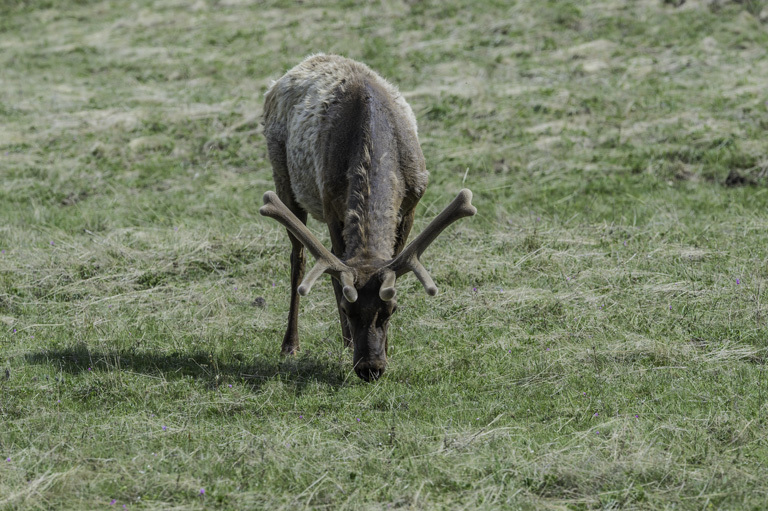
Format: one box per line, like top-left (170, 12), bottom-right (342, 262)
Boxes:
top-left (263, 54), bottom-right (432, 379)
top-left (263, 54), bottom-right (428, 263)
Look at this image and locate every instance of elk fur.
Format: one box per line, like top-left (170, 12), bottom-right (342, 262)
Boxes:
top-left (263, 54), bottom-right (428, 264)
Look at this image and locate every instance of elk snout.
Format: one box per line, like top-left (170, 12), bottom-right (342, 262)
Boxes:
top-left (354, 359), bottom-right (386, 382)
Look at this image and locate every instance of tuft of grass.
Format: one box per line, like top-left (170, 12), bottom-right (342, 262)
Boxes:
top-left (2, 0), bottom-right (768, 509)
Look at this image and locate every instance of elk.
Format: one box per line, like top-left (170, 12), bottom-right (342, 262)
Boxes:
top-left (260, 54), bottom-right (476, 381)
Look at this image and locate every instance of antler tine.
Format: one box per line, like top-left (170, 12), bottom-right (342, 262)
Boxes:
top-left (386, 189), bottom-right (476, 295)
top-left (260, 191), bottom-right (355, 296)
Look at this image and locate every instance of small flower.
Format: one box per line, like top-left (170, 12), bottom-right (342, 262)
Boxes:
top-left (596, 431), bottom-right (600, 434)
top-left (635, 414), bottom-right (639, 418)
top-left (162, 426), bottom-right (167, 431)
top-left (110, 499), bottom-right (116, 505)
top-left (736, 278), bottom-right (741, 285)
top-left (50, 241), bottom-right (54, 246)
top-left (472, 287), bottom-right (477, 292)
top-left (5, 457), bottom-right (10, 462)
top-left (200, 488), bottom-right (205, 496)
top-left (299, 415), bottom-right (303, 419)
top-left (594, 412), bottom-right (598, 417)
top-left (356, 418), bottom-right (361, 422)
top-left (88, 367), bottom-right (92, 371)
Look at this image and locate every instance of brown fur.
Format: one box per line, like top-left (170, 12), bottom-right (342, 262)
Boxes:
top-left (263, 54), bottom-right (429, 381)
top-left (264, 55), bottom-right (427, 263)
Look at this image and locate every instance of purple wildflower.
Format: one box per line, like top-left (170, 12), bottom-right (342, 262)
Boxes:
top-left (110, 499), bottom-right (116, 505)
top-left (736, 278), bottom-right (741, 285)
top-left (162, 426), bottom-right (167, 431)
top-left (200, 488), bottom-right (205, 496)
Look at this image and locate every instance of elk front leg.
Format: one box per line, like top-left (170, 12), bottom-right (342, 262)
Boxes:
top-left (282, 229), bottom-right (306, 355)
top-left (328, 220), bottom-right (352, 348)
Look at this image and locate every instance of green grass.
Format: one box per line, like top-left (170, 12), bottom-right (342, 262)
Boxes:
top-left (2, 0), bottom-right (768, 508)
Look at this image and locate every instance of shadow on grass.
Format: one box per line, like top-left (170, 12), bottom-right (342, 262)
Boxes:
top-left (24, 345), bottom-right (350, 391)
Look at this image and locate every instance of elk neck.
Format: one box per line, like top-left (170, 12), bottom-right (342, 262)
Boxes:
top-left (341, 81), bottom-right (405, 268)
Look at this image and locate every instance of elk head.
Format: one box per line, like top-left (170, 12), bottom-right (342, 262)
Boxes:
top-left (260, 189), bottom-right (476, 381)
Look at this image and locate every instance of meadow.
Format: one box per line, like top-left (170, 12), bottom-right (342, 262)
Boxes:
top-left (2, 0), bottom-right (768, 508)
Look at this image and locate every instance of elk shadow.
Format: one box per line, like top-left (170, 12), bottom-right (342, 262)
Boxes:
top-left (24, 344), bottom-right (349, 392)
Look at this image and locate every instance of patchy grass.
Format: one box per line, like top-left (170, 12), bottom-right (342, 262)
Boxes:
top-left (2, 0), bottom-right (768, 509)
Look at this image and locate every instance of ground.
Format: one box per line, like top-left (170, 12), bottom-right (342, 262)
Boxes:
top-left (1, 0), bottom-right (768, 509)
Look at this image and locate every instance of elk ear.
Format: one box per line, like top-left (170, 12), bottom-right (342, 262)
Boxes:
top-left (379, 270), bottom-right (397, 302)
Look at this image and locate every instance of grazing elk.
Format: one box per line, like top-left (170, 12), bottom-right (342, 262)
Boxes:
top-left (260, 54), bottom-right (476, 381)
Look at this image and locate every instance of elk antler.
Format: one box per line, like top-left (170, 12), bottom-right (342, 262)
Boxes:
top-left (383, 189), bottom-right (476, 299)
top-left (260, 191), bottom-right (358, 302)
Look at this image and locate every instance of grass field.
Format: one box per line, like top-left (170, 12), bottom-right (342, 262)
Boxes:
top-left (2, 0), bottom-right (768, 509)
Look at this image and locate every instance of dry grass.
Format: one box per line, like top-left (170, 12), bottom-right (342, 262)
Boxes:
top-left (2, 0), bottom-right (768, 509)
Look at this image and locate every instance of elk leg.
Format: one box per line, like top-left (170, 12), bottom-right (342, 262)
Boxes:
top-left (328, 220), bottom-right (352, 348)
top-left (265, 138), bottom-right (306, 355)
top-left (282, 226), bottom-right (306, 355)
